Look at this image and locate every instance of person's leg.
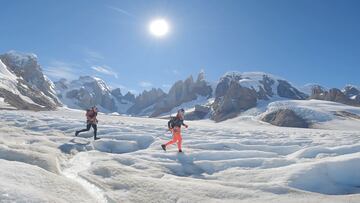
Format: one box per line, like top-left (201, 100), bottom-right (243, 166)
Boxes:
top-left (162, 127), bottom-right (180, 151)
top-left (92, 124), bottom-right (98, 140)
top-left (76, 123), bottom-right (91, 136)
top-left (165, 133), bottom-right (177, 146)
top-left (177, 134), bottom-right (182, 151)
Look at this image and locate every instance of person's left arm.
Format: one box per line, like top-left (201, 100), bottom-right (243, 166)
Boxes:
top-left (94, 112), bottom-right (98, 123)
top-left (181, 120), bottom-right (188, 128)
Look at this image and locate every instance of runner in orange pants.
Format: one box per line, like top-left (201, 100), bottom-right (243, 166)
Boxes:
top-left (161, 109), bottom-right (188, 152)
top-left (165, 127), bottom-right (182, 151)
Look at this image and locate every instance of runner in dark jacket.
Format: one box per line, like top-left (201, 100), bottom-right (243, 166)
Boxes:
top-left (75, 106), bottom-right (99, 140)
top-left (161, 108), bottom-right (188, 152)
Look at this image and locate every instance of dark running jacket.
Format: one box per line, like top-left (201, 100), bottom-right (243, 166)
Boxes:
top-left (86, 109), bottom-right (98, 124)
top-left (168, 117), bottom-right (186, 129)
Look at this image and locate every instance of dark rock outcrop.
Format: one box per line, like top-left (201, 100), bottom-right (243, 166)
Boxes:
top-left (310, 86), bottom-right (360, 107)
top-left (262, 109), bottom-right (309, 128)
top-left (16, 79), bottom-right (58, 110)
top-left (185, 105), bottom-right (211, 120)
top-left (193, 71), bottom-right (213, 97)
top-left (215, 73), bottom-right (242, 98)
top-left (212, 81), bottom-right (257, 122)
top-left (325, 88), bottom-right (349, 103)
top-left (277, 80), bottom-right (308, 100)
top-left (355, 95), bottom-right (360, 103)
top-left (258, 75), bottom-right (275, 99)
top-left (310, 85), bottom-right (326, 97)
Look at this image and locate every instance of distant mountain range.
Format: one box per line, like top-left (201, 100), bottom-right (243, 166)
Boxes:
top-left (1, 51), bottom-right (359, 122)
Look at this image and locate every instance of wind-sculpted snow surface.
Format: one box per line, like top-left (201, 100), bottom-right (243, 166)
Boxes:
top-left (0, 107), bottom-right (360, 202)
top-left (288, 154), bottom-right (360, 195)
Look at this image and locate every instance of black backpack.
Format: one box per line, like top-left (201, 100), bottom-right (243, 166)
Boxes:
top-left (168, 117), bottom-right (177, 128)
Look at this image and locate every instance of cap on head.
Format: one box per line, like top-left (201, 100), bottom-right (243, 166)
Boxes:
top-left (177, 108), bottom-right (185, 119)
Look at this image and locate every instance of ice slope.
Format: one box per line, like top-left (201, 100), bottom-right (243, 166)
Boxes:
top-left (238, 72), bottom-right (282, 93)
top-left (0, 60), bottom-right (17, 81)
top-left (0, 59), bottom-right (22, 95)
top-left (0, 106), bottom-right (359, 202)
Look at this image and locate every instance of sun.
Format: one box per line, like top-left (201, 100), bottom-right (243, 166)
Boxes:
top-left (149, 18), bottom-right (170, 37)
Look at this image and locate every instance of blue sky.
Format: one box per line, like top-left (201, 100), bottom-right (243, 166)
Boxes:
top-left (1, 0), bottom-right (359, 94)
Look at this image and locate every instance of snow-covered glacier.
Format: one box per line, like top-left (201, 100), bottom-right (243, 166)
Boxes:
top-left (0, 102), bottom-right (360, 202)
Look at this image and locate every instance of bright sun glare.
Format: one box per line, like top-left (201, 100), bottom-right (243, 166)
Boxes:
top-left (149, 18), bottom-right (170, 37)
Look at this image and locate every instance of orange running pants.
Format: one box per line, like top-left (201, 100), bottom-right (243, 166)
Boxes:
top-left (165, 128), bottom-right (182, 150)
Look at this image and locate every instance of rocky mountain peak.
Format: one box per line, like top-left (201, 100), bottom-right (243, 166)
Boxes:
top-left (111, 88), bottom-right (136, 103)
top-left (196, 70), bottom-right (206, 83)
top-left (123, 92), bottom-right (136, 103)
top-left (149, 72), bottom-right (213, 117)
top-left (0, 51), bottom-right (38, 70)
top-left (111, 88), bottom-right (123, 99)
top-left (0, 51), bottom-right (44, 87)
top-left (127, 88), bottom-right (166, 115)
top-left (343, 85), bottom-right (359, 97)
top-left (0, 51), bottom-right (61, 110)
top-left (212, 72), bottom-right (307, 121)
top-left (310, 85), bottom-right (360, 107)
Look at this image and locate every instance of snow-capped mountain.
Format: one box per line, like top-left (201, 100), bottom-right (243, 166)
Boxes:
top-left (52, 71), bottom-right (214, 118)
top-left (127, 71), bottom-right (311, 122)
top-left (211, 72), bottom-right (308, 121)
top-left (1, 50), bottom-right (359, 124)
top-left (55, 76), bottom-right (135, 113)
top-left (298, 83), bottom-right (327, 96)
top-left (298, 84), bottom-right (360, 106)
top-left (0, 51), bottom-right (61, 110)
top-left (310, 85), bottom-right (360, 107)
top-left (343, 85), bottom-right (360, 101)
